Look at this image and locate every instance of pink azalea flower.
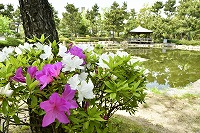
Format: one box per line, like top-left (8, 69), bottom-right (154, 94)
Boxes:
top-left (35, 68), bottom-right (53, 90)
top-left (40, 93), bottom-right (70, 127)
top-left (62, 84), bottom-right (78, 110)
top-left (11, 67), bottom-right (26, 83)
top-left (27, 66), bottom-right (38, 79)
top-left (68, 46), bottom-right (86, 60)
top-left (35, 62), bottom-right (62, 90)
top-left (49, 62), bottom-right (62, 78)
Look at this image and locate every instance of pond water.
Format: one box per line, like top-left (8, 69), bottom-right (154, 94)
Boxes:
top-left (126, 47), bottom-right (200, 89)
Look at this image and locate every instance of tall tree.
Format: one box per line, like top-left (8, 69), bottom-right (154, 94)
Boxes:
top-left (12, 7), bottom-right (22, 33)
top-left (151, 1), bottom-right (163, 15)
top-left (164, 0), bottom-right (176, 18)
top-left (176, 0), bottom-right (200, 40)
top-left (0, 4), bottom-right (14, 19)
top-left (19, 0), bottom-right (58, 42)
top-left (86, 4), bottom-right (100, 36)
top-left (104, 1), bottom-right (128, 39)
top-left (125, 8), bottom-right (137, 36)
top-left (0, 15), bottom-right (11, 36)
top-left (61, 3), bottom-right (82, 37)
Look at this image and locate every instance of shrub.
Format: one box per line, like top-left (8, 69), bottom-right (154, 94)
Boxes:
top-left (75, 38), bottom-right (90, 42)
top-left (167, 39), bottom-right (200, 46)
top-left (0, 38), bottom-right (146, 132)
top-left (0, 40), bottom-right (8, 47)
top-left (6, 37), bottom-right (22, 46)
top-left (75, 38), bottom-right (98, 42)
top-left (59, 37), bottom-right (71, 44)
top-left (178, 40), bottom-right (200, 46)
top-left (167, 39), bottom-right (179, 44)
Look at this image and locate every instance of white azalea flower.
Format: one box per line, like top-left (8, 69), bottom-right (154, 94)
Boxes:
top-left (128, 58), bottom-right (138, 65)
top-left (0, 52), bottom-right (7, 62)
top-left (21, 42), bottom-right (33, 51)
top-left (116, 51), bottom-right (129, 57)
top-left (111, 74), bottom-right (117, 80)
top-left (15, 47), bottom-right (23, 55)
top-left (78, 72), bottom-right (88, 81)
top-left (62, 53), bottom-right (84, 72)
top-left (135, 66), bottom-right (142, 70)
top-left (0, 83), bottom-right (13, 97)
top-left (58, 43), bottom-right (68, 57)
top-left (90, 71), bottom-right (96, 77)
top-left (0, 47), bottom-right (14, 62)
top-left (108, 52), bottom-right (115, 58)
top-left (68, 74), bottom-right (80, 90)
top-left (77, 44), bottom-right (94, 52)
top-left (40, 45), bottom-right (53, 60)
top-left (77, 79), bottom-right (94, 102)
top-left (34, 42), bottom-right (44, 50)
top-left (97, 53), bottom-right (110, 69)
top-left (144, 69), bottom-right (150, 76)
top-left (2, 47), bottom-right (14, 55)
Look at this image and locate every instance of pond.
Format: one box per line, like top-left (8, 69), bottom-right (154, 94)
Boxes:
top-left (126, 47), bottom-right (200, 89)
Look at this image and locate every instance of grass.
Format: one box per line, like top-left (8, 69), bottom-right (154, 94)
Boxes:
top-left (8, 114), bottom-right (166, 133)
top-left (110, 115), bottom-right (163, 133)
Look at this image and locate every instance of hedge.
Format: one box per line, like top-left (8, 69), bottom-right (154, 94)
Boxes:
top-left (0, 37), bottom-right (23, 48)
top-left (167, 39), bottom-right (200, 46)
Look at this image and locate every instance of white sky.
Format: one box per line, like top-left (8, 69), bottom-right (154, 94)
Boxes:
top-left (0, 0), bottom-right (170, 18)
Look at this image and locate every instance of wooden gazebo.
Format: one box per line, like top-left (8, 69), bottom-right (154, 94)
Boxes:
top-left (128, 26), bottom-right (153, 44)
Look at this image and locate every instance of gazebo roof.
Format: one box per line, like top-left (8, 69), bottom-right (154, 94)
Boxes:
top-left (129, 26), bottom-right (153, 34)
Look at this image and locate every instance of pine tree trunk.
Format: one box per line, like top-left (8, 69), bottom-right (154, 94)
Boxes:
top-left (19, 0), bottom-right (61, 132)
top-left (19, 0), bottom-right (59, 42)
top-left (27, 98), bottom-right (65, 133)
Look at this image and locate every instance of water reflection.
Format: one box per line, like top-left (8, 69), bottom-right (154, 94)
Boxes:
top-left (126, 47), bottom-right (200, 89)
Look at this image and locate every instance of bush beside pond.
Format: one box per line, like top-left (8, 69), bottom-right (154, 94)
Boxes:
top-left (168, 39), bottom-right (200, 46)
top-left (0, 37), bottom-right (23, 47)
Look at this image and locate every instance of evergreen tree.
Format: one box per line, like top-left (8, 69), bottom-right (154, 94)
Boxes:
top-left (61, 3), bottom-right (82, 37)
top-left (104, 1), bottom-right (128, 40)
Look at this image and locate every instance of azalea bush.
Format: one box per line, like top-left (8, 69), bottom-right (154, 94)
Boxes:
top-left (0, 36), bottom-right (147, 133)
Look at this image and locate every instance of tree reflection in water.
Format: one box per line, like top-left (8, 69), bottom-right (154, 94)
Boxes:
top-left (126, 47), bottom-right (200, 89)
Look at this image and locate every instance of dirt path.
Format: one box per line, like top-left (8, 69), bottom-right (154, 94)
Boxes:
top-left (116, 93), bottom-right (200, 133)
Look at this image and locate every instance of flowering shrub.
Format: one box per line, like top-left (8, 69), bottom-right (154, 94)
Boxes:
top-left (0, 37), bottom-right (146, 132)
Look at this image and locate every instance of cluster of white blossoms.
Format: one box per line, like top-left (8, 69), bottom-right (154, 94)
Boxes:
top-left (67, 72), bottom-right (95, 102)
top-left (0, 42), bottom-right (54, 62)
top-left (0, 47), bottom-right (14, 62)
top-left (0, 83), bottom-right (13, 97)
top-left (97, 50), bottom-right (138, 69)
top-left (0, 42), bottom-right (147, 101)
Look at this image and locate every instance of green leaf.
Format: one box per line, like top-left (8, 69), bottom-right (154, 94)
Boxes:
top-left (39, 34), bottom-right (45, 44)
top-left (110, 93), bottom-right (116, 99)
top-left (104, 81), bottom-right (113, 89)
top-left (38, 110), bottom-right (45, 116)
top-left (51, 40), bottom-right (57, 48)
top-left (134, 81), bottom-right (141, 90)
top-left (2, 100), bottom-right (8, 115)
top-left (83, 121), bottom-right (89, 130)
top-left (55, 121), bottom-right (60, 129)
top-left (29, 80), bottom-right (39, 90)
top-left (13, 115), bottom-right (20, 124)
top-left (30, 95), bottom-right (38, 108)
top-left (105, 89), bottom-right (113, 93)
top-left (94, 117), bottom-right (106, 122)
top-left (26, 73), bottom-right (32, 87)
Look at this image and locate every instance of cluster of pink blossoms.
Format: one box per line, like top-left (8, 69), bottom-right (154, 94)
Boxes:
top-left (9, 45), bottom-right (89, 127)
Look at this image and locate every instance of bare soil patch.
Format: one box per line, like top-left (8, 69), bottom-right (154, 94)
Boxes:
top-left (116, 93), bottom-right (200, 133)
